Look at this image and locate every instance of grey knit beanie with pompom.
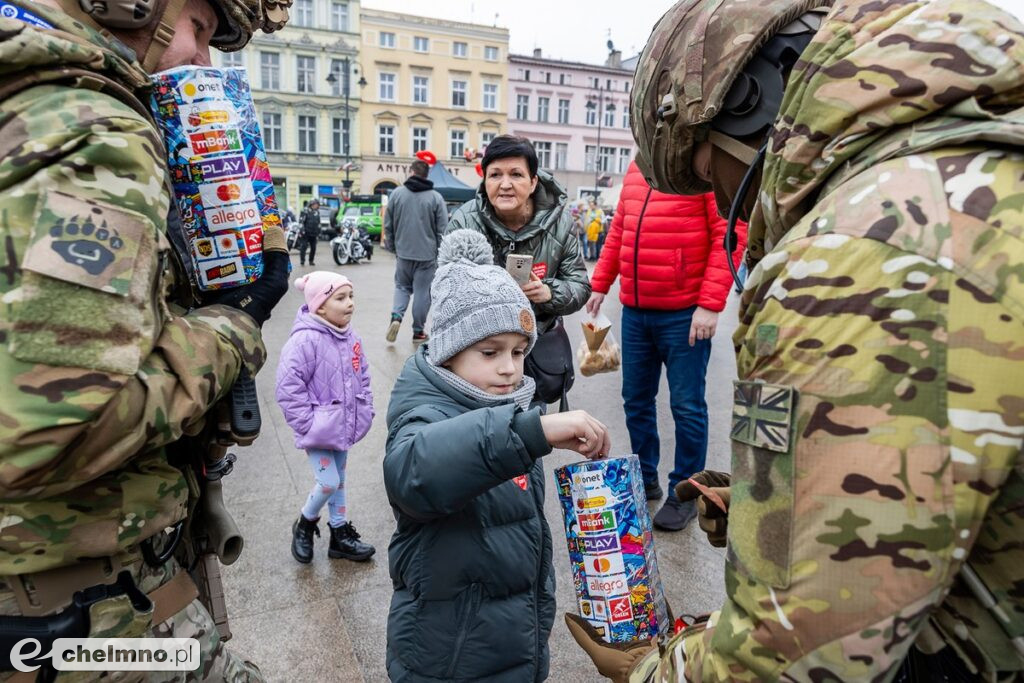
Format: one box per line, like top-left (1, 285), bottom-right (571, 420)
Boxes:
top-left (428, 229), bottom-right (538, 365)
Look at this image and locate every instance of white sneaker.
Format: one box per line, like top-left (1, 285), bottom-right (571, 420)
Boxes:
top-left (386, 317), bottom-right (401, 343)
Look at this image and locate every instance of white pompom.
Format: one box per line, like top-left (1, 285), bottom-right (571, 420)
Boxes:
top-left (437, 229), bottom-right (493, 267)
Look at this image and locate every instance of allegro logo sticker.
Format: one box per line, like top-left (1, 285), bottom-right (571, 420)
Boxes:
top-left (208, 201), bottom-right (261, 231)
top-left (587, 572), bottom-right (629, 597)
top-left (578, 510), bottom-right (616, 534)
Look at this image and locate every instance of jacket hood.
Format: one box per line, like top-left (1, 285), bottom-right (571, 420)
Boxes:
top-left (464, 169), bottom-right (569, 242)
top-left (290, 307), bottom-right (352, 341)
top-left (387, 346), bottom-right (496, 423)
top-left (404, 175), bottom-right (434, 192)
top-left (0, 2), bottom-right (151, 98)
top-left (748, 0), bottom-right (1024, 264)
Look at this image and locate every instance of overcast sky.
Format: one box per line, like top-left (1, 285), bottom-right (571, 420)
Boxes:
top-left (361, 0), bottom-right (675, 64)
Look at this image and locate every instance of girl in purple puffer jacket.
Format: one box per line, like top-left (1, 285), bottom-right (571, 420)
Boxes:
top-left (276, 271), bottom-right (376, 565)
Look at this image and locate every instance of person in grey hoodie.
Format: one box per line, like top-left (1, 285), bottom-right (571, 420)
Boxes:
top-left (384, 159), bottom-right (449, 344)
top-left (384, 230), bottom-right (611, 682)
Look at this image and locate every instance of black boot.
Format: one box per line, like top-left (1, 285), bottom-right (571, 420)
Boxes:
top-left (291, 515), bottom-right (319, 564)
top-left (328, 522), bottom-right (375, 561)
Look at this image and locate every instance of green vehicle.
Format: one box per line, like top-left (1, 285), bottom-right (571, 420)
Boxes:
top-left (334, 194), bottom-right (384, 238)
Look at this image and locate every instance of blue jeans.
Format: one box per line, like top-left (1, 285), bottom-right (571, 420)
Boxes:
top-left (620, 306), bottom-right (711, 495)
top-left (302, 449), bottom-right (348, 527)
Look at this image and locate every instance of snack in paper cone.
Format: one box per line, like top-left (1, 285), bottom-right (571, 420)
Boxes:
top-left (582, 319), bottom-right (611, 352)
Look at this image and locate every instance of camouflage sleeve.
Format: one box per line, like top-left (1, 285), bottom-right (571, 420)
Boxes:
top-left (0, 85), bottom-right (265, 499)
top-left (671, 151), bottom-right (1024, 680)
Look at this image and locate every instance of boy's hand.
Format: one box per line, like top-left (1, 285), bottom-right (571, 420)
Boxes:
top-left (540, 410), bottom-right (610, 459)
top-left (521, 271), bottom-right (552, 303)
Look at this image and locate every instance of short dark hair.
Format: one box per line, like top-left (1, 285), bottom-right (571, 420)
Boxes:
top-left (481, 135), bottom-right (538, 178)
top-left (410, 159), bottom-right (430, 178)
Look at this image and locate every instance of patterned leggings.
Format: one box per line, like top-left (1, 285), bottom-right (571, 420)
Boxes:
top-left (301, 449), bottom-right (348, 527)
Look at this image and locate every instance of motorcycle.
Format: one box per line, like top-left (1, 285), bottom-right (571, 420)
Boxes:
top-left (285, 223), bottom-right (300, 251)
top-left (331, 218), bottom-right (374, 265)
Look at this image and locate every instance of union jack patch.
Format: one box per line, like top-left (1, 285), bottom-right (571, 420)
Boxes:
top-left (731, 381), bottom-right (795, 453)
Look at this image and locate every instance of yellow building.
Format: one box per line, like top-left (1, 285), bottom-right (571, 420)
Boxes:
top-left (359, 9), bottom-right (509, 194)
top-left (216, 0), bottom-right (364, 214)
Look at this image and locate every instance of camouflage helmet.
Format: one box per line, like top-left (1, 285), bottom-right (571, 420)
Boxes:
top-left (630, 0), bottom-right (830, 196)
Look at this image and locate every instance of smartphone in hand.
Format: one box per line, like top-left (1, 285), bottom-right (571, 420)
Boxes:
top-left (505, 253), bottom-right (533, 286)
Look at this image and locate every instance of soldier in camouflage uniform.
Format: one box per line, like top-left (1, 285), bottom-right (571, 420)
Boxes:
top-left (0, 0), bottom-right (291, 678)
top-left (567, 0), bottom-right (1024, 680)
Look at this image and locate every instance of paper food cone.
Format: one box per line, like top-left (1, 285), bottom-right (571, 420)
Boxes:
top-left (581, 320), bottom-right (610, 352)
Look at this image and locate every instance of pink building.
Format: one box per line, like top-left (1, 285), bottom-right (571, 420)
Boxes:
top-left (507, 48), bottom-right (636, 202)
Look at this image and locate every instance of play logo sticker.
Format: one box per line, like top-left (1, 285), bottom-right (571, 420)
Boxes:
top-left (581, 533), bottom-right (620, 554)
top-left (190, 154), bottom-right (247, 183)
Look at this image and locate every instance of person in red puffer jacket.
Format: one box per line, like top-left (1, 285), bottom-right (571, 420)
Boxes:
top-left (586, 160), bottom-right (746, 531)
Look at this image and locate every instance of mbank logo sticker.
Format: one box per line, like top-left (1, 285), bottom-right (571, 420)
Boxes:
top-left (188, 129), bottom-right (242, 155)
top-left (578, 510), bottom-right (616, 534)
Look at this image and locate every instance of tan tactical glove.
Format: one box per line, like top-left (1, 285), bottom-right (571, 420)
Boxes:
top-left (675, 470), bottom-right (731, 548)
top-left (565, 613), bottom-right (656, 683)
top-left (262, 224), bottom-right (288, 253)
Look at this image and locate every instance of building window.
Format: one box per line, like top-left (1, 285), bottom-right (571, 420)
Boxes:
top-left (221, 51), bottom-right (242, 68)
top-left (330, 1), bottom-right (348, 31)
top-left (604, 104), bottom-right (615, 128)
top-left (262, 112), bottom-right (281, 151)
top-left (555, 142), bottom-right (568, 170)
top-left (298, 114), bottom-right (317, 153)
top-left (607, 79), bottom-right (613, 90)
top-left (413, 75), bottom-right (429, 105)
top-left (414, 36), bottom-right (429, 52)
top-left (260, 52), bottom-right (279, 90)
top-left (516, 94), bottom-right (529, 120)
top-left (451, 80), bottom-right (467, 108)
top-left (484, 45), bottom-right (498, 61)
top-left (332, 118), bottom-right (350, 156)
top-left (378, 125), bottom-right (395, 155)
top-left (449, 129), bottom-right (466, 159)
top-left (584, 144), bottom-right (596, 172)
top-left (523, 69), bottom-right (531, 81)
top-left (380, 31), bottom-right (395, 48)
top-left (537, 96), bottom-right (549, 123)
top-left (412, 127), bottom-right (428, 153)
top-left (453, 41), bottom-right (467, 57)
top-left (585, 106), bottom-right (596, 126)
top-left (560, 73), bottom-right (570, 85)
top-left (483, 83), bottom-right (497, 111)
top-left (329, 59), bottom-right (345, 96)
top-left (618, 147), bottom-right (631, 174)
top-left (545, 72), bottom-right (552, 84)
top-left (599, 146), bottom-right (616, 172)
top-left (379, 72), bottom-right (396, 102)
top-left (557, 98), bottom-right (570, 124)
top-left (624, 81), bottom-right (630, 92)
top-left (294, 0), bottom-right (311, 26)
top-left (482, 131), bottom-right (496, 148)
top-left (535, 141), bottom-right (551, 169)
top-left (296, 55), bottom-right (315, 94)
top-left (622, 109), bottom-right (630, 128)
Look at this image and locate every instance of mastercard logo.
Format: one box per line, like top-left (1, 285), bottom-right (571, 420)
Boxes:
top-left (216, 183), bottom-right (242, 202)
top-left (592, 557), bottom-right (611, 573)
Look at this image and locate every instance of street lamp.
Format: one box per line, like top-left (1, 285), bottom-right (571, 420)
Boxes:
top-left (586, 88), bottom-right (616, 197)
top-left (326, 58), bottom-right (368, 195)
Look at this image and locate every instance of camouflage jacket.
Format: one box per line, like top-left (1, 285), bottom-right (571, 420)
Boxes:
top-left (0, 3), bottom-right (266, 575)
top-left (633, 0), bottom-right (1024, 680)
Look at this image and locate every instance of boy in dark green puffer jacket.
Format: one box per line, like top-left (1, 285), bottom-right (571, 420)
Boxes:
top-left (384, 230), bottom-right (611, 682)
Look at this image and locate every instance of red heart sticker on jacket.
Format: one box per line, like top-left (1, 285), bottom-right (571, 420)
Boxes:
top-left (531, 263), bottom-right (547, 279)
top-left (513, 475), bottom-right (528, 490)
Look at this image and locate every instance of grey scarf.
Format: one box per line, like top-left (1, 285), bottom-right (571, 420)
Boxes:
top-left (427, 363), bottom-right (536, 412)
